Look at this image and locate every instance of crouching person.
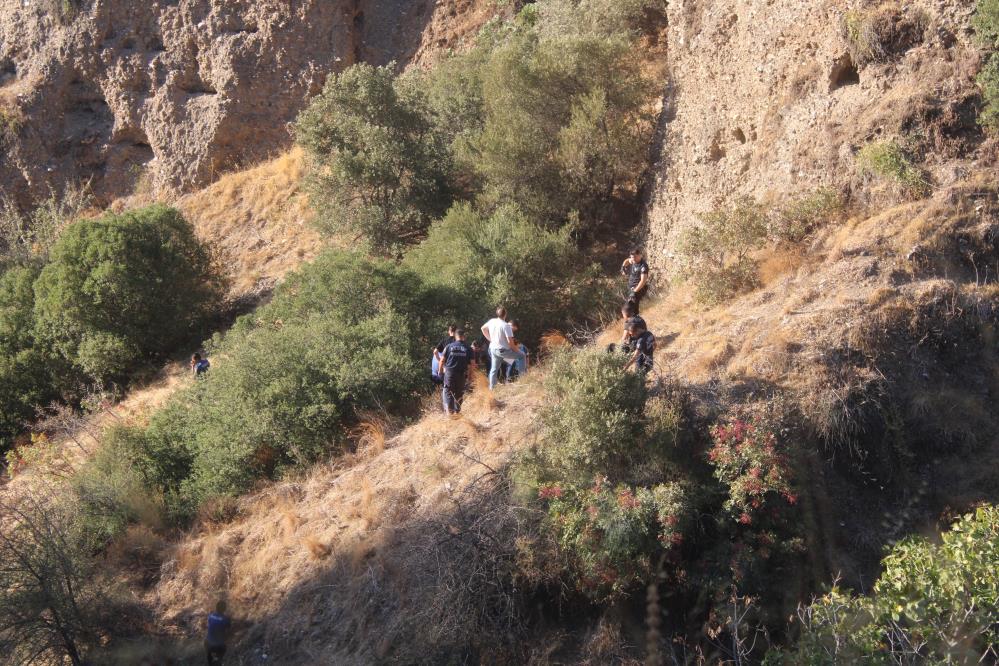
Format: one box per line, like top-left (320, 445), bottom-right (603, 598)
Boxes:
top-left (441, 328), bottom-right (473, 415)
top-left (623, 319), bottom-right (655, 375)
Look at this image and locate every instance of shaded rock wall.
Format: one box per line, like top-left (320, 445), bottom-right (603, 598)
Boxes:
top-left (0, 0), bottom-right (494, 205)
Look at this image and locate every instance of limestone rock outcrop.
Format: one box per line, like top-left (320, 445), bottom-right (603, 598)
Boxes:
top-left (0, 0), bottom-right (494, 205)
top-left (643, 0), bottom-right (984, 272)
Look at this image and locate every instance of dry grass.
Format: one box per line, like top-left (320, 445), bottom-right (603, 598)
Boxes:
top-left (176, 148), bottom-right (324, 297)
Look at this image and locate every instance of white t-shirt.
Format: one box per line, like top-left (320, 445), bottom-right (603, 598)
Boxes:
top-left (484, 317), bottom-right (514, 351)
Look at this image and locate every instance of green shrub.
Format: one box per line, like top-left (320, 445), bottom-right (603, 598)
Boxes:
top-left (403, 203), bottom-right (611, 342)
top-left (535, 0), bottom-right (667, 42)
top-left (856, 140), bottom-right (929, 196)
top-left (0, 264), bottom-right (64, 450)
top-left (974, 0), bottom-right (999, 49)
top-left (676, 198), bottom-right (768, 304)
top-left (772, 505), bottom-right (999, 663)
top-left (473, 30), bottom-right (653, 223)
top-left (72, 432), bottom-right (163, 549)
top-left (0, 184), bottom-right (91, 266)
top-left (769, 188), bottom-right (845, 244)
top-left (531, 349), bottom-right (698, 599)
top-left (843, 6), bottom-right (928, 66)
top-left (128, 251), bottom-right (443, 515)
top-left (295, 63), bottom-right (454, 255)
top-left (32, 205), bottom-right (225, 382)
top-left (979, 57), bottom-right (999, 130)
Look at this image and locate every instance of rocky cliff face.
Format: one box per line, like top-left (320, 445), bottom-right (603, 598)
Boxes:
top-left (643, 0), bottom-right (984, 273)
top-left (0, 0), bottom-right (495, 206)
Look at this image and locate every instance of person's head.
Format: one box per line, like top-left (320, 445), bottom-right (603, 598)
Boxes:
top-left (625, 320), bottom-right (645, 337)
top-left (215, 599), bottom-right (227, 615)
top-left (192, 353), bottom-right (201, 363)
top-left (447, 323), bottom-right (457, 335)
top-left (496, 306), bottom-right (507, 320)
top-left (621, 302), bottom-right (638, 319)
top-left (629, 246), bottom-right (644, 261)
top-left (454, 327), bottom-right (466, 340)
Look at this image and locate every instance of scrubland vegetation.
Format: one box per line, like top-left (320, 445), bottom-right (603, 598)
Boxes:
top-left (2, 0), bottom-right (999, 663)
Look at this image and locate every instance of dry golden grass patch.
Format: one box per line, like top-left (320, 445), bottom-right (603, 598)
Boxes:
top-left (177, 148), bottom-right (324, 297)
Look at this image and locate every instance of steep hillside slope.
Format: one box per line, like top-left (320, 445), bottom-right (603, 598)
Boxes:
top-left (0, 0), bottom-right (501, 206)
top-left (126, 183), bottom-right (999, 663)
top-left (644, 0), bottom-right (983, 271)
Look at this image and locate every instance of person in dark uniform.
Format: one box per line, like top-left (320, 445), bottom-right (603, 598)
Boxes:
top-left (205, 600), bottom-right (232, 665)
top-left (620, 247), bottom-right (650, 314)
top-left (441, 328), bottom-right (473, 415)
top-left (431, 324), bottom-right (457, 385)
top-left (623, 319), bottom-right (655, 375)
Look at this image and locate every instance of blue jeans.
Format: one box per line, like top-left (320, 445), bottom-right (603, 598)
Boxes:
top-left (489, 347), bottom-right (526, 390)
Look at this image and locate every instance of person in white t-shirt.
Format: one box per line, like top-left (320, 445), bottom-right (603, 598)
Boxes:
top-left (480, 306), bottom-right (527, 390)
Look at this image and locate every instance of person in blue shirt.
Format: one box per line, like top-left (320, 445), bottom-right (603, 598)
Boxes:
top-left (191, 353), bottom-right (210, 378)
top-left (205, 600), bottom-right (232, 665)
top-left (440, 328), bottom-right (473, 415)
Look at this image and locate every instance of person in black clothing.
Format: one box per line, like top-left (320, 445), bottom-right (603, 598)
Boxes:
top-left (620, 247), bottom-right (650, 314)
top-left (623, 319), bottom-right (655, 375)
top-left (441, 328), bottom-right (473, 415)
top-left (431, 324), bottom-right (457, 385)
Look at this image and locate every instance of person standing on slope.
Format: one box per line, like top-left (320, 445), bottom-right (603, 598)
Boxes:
top-left (431, 323), bottom-right (457, 385)
top-left (620, 246), bottom-right (650, 314)
top-left (481, 307), bottom-right (526, 390)
top-left (205, 600), bottom-right (232, 665)
top-left (441, 328), bottom-right (473, 415)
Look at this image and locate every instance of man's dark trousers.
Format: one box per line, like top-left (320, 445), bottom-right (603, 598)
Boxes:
top-left (442, 371), bottom-right (466, 414)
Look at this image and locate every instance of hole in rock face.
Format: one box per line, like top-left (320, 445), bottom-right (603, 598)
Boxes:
top-left (180, 73), bottom-right (218, 96)
top-left (732, 128), bottom-right (747, 144)
top-left (0, 59), bottom-right (16, 85)
top-left (829, 53), bottom-right (860, 91)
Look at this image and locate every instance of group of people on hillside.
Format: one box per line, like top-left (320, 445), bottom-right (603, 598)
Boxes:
top-left (194, 252), bottom-right (657, 662)
top-left (430, 246), bottom-right (657, 416)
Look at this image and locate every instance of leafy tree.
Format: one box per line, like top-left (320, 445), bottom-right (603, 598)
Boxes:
top-left (295, 63), bottom-right (454, 255)
top-left (772, 505), bottom-right (999, 664)
top-left (403, 203), bottom-right (611, 343)
top-left (32, 205), bottom-right (224, 382)
top-left (472, 28), bottom-right (653, 224)
top-left (0, 264), bottom-right (64, 451)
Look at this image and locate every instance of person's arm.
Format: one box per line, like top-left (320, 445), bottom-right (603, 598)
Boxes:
top-left (481, 323), bottom-right (491, 342)
top-left (634, 266), bottom-right (649, 293)
top-left (624, 348), bottom-right (639, 371)
top-left (620, 257), bottom-right (633, 275)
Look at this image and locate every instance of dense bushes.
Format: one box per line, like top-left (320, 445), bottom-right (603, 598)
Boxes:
top-left (772, 505), bottom-right (999, 663)
top-left (0, 204), bottom-right (221, 452)
top-left (78, 251), bottom-right (450, 520)
top-left (295, 64), bottom-right (454, 255)
top-left (403, 203), bottom-right (611, 341)
top-left (529, 349), bottom-right (698, 598)
top-left (297, 0), bottom-right (658, 252)
top-left (976, 0), bottom-right (999, 129)
top-left (33, 205), bottom-right (225, 382)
